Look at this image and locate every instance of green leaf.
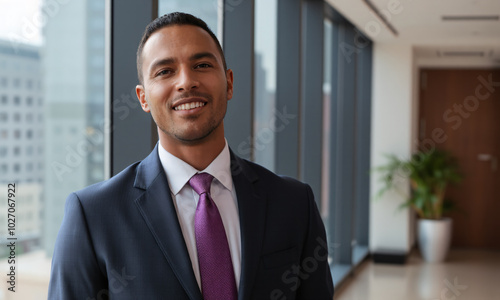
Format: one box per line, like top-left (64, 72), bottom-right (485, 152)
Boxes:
top-left (373, 149), bottom-right (463, 219)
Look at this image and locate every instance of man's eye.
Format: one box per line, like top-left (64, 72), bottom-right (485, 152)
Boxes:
top-left (195, 63), bottom-right (211, 69)
top-left (157, 69), bottom-right (172, 76)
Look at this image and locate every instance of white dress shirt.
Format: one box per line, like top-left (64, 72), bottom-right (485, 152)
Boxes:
top-left (158, 140), bottom-right (241, 290)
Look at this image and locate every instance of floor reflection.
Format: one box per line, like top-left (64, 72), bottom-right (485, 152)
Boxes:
top-left (335, 249), bottom-right (500, 300)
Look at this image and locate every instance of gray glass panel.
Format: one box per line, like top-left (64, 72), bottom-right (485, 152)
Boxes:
top-left (254, 0), bottom-right (278, 171)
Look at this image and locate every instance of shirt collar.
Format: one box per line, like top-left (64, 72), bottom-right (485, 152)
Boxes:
top-left (158, 139), bottom-right (233, 195)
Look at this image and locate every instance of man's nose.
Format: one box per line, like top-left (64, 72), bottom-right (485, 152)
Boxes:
top-left (175, 67), bottom-right (199, 91)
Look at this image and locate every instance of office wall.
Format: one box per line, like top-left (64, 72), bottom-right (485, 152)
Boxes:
top-left (370, 43), bottom-right (416, 252)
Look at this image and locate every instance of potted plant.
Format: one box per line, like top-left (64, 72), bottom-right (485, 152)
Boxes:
top-left (375, 149), bottom-right (462, 262)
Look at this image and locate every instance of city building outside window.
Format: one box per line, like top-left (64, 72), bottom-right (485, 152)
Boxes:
top-left (0, 1), bottom-right (105, 298)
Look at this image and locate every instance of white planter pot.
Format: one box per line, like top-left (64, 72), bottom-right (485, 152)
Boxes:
top-left (417, 218), bottom-right (452, 263)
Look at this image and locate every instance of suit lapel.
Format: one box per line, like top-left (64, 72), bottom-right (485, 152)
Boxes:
top-left (134, 145), bottom-right (202, 300)
top-left (230, 151), bottom-right (268, 300)
top-left (132, 146), bottom-right (268, 300)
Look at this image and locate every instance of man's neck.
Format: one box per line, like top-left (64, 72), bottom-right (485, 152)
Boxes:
top-left (158, 128), bottom-right (226, 171)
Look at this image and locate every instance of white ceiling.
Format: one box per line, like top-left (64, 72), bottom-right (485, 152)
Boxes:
top-left (327, 0), bottom-right (500, 64)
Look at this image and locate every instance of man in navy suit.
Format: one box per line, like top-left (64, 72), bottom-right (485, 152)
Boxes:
top-left (48, 12), bottom-right (334, 299)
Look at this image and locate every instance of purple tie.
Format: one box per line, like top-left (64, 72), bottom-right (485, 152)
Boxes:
top-left (189, 173), bottom-right (237, 300)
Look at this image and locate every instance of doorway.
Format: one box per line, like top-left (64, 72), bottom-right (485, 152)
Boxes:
top-left (418, 68), bottom-right (500, 249)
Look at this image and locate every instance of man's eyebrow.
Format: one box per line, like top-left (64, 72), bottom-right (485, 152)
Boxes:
top-left (148, 52), bottom-right (219, 76)
top-left (190, 52), bottom-right (218, 62)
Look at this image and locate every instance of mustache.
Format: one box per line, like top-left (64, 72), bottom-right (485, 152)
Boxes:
top-left (172, 91), bottom-right (213, 102)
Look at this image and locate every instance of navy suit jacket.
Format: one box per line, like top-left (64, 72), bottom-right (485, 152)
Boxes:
top-left (48, 145), bottom-right (334, 299)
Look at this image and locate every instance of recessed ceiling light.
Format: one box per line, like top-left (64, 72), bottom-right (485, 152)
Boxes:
top-left (442, 51), bottom-right (485, 57)
top-left (442, 15), bottom-right (499, 21)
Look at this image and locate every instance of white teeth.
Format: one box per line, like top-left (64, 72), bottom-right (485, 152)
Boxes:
top-left (174, 102), bottom-right (205, 111)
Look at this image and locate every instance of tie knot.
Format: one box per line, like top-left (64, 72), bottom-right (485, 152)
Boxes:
top-left (189, 172), bottom-right (214, 195)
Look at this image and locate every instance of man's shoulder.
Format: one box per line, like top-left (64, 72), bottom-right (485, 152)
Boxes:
top-left (233, 155), bottom-right (316, 222)
top-left (72, 160), bottom-right (143, 203)
top-left (232, 154), bottom-right (309, 191)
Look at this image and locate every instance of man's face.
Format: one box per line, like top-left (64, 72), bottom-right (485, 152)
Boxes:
top-left (136, 25), bottom-right (233, 145)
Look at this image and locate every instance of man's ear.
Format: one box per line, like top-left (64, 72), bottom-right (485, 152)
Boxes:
top-left (136, 85), bottom-right (150, 112)
top-left (226, 69), bottom-right (234, 101)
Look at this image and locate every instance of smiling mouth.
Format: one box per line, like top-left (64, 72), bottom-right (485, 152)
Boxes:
top-left (173, 101), bottom-right (206, 111)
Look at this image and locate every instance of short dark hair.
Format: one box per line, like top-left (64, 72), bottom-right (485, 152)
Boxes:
top-left (136, 12), bottom-right (227, 84)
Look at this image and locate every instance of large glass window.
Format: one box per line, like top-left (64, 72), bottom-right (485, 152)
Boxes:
top-left (321, 18), bottom-right (333, 227)
top-left (0, 0), bottom-right (105, 298)
top-left (0, 1), bottom-right (375, 295)
top-left (321, 7), bottom-right (372, 286)
top-left (158, 0), bottom-right (221, 39)
top-left (253, 0), bottom-right (278, 170)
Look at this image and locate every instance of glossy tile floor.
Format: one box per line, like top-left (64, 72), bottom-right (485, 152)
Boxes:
top-left (334, 249), bottom-right (500, 300)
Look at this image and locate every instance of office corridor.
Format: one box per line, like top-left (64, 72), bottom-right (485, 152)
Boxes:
top-left (335, 249), bottom-right (500, 300)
